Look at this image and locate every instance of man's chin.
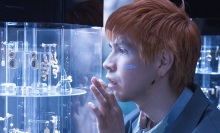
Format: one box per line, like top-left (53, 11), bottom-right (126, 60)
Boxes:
top-left (114, 93), bottom-right (130, 102)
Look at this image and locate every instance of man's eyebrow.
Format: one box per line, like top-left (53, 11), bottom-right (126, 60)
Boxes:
top-left (111, 39), bottom-right (133, 48)
top-left (118, 39), bottom-right (134, 48)
top-left (109, 38), bottom-right (134, 49)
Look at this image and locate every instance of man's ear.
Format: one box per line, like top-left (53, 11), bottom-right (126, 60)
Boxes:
top-left (158, 50), bottom-right (174, 77)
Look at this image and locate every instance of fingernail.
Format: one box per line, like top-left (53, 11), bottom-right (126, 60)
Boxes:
top-left (92, 77), bottom-right (97, 82)
top-left (98, 79), bottom-right (107, 87)
top-left (88, 102), bottom-right (95, 109)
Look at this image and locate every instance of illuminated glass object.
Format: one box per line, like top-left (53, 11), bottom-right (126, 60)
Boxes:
top-left (0, 22), bottom-right (102, 133)
top-left (194, 33), bottom-right (220, 109)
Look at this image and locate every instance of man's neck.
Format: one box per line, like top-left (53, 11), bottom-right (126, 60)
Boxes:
top-left (135, 81), bottom-right (179, 125)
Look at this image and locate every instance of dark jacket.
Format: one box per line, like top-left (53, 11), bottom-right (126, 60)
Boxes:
top-left (124, 84), bottom-right (220, 133)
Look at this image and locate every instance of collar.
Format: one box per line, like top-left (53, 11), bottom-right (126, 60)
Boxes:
top-left (133, 87), bottom-right (193, 133)
top-left (170, 84), bottom-right (210, 132)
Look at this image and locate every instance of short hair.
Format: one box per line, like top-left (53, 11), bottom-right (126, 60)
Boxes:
top-left (105, 0), bottom-right (201, 93)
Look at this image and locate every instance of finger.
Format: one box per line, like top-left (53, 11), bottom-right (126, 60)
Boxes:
top-left (87, 102), bottom-right (105, 125)
top-left (91, 77), bottom-right (111, 103)
top-left (109, 93), bottom-right (123, 118)
top-left (93, 77), bottom-right (120, 115)
top-left (91, 77), bottom-right (102, 88)
top-left (90, 84), bottom-right (110, 111)
top-left (98, 79), bottom-right (108, 89)
top-left (98, 79), bottom-right (113, 94)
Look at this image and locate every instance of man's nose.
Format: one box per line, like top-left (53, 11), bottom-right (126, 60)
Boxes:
top-left (103, 56), bottom-right (116, 72)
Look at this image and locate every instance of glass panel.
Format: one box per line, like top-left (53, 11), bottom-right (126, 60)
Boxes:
top-left (0, 22), bottom-right (102, 133)
top-left (195, 35), bottom-right (220, 109)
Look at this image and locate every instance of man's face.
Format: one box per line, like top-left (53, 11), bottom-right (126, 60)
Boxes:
top-left (103, 35), bottom-right (158, 102)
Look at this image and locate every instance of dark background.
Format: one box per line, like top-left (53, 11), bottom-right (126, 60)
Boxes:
top-left (171, 0), bottom-right (220, 18)
top-left (0, 0), bottom-right (219, 27)
top-left (0, 0), bottom-right (103, 26)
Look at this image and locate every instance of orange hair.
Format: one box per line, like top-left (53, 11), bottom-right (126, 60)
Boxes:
top-left (105, 0), bottom-right (201, 92)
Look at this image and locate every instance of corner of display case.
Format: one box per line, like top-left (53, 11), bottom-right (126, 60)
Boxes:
top-left (0, 22), bottom-right (102, 133)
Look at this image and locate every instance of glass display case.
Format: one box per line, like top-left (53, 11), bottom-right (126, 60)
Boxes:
top-left (194, 19), bottom-right (220, 109)
top-left (0, 22), bottom-right (102, 133)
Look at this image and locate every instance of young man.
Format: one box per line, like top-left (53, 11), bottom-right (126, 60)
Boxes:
top-left (88, 0), bottom-right (220, 132)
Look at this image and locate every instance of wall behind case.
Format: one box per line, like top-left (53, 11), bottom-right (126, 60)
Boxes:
top-left (0, 0), bottom-right (103, 27)
top-left (171, 0), bottom-right (220, 18)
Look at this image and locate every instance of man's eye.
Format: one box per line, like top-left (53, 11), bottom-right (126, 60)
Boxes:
top-left (119, 48), bottom-right (128, 54)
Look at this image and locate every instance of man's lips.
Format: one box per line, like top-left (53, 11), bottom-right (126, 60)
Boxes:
top-left (106, 77), bottom-right (119, 88)
top-left (108, 82), bottom-right (119, 88)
